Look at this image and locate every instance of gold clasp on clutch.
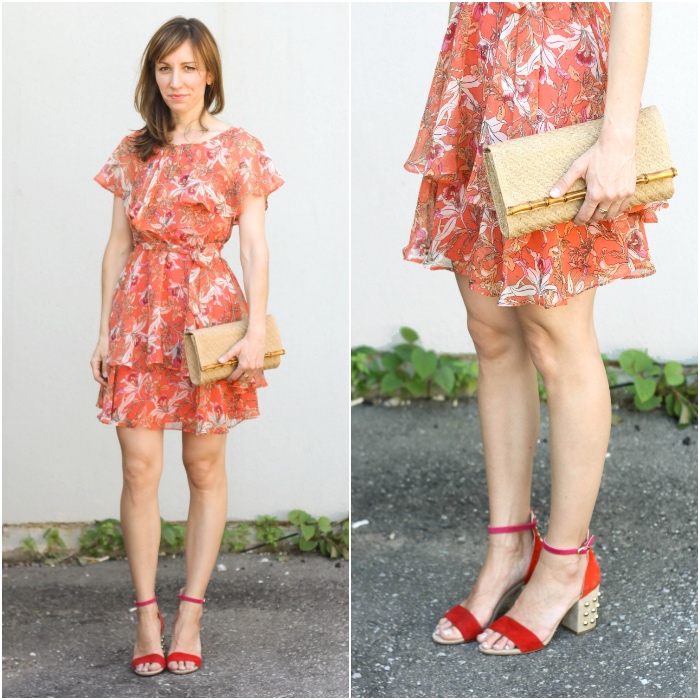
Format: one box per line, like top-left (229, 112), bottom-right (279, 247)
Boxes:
top-left (201, 349), bottom-right (286, 372)
top-left (505, 167), bottom-right (678, 216)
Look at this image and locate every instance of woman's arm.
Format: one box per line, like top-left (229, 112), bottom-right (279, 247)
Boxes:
top-left (90, 196), bottom-right (134, 385)
top-left (218, 195), bottom-right (269, 382)
top-left (550, 2), bottom-right (652, 225)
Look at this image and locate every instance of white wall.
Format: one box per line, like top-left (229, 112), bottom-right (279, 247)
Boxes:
top-left (351, 2), bottom-right (698, 362)
top-left (2, 3), bottom-right (349, 523)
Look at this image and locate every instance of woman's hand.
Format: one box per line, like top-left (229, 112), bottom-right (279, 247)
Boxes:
top-left (549, 132), bottom-right (637, 226)
top-left (218, 331), bottom-right (266, 383)
top-left (90, 336), bottom-right (110, 387)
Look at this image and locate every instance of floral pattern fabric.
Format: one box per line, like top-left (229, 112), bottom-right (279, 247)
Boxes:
top-left (94, 126), bottom-right (284, 434)
top-left (404, 2), bottom-right (668, 307)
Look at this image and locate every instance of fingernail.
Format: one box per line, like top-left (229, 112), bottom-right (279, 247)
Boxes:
top-left (550, 187), bottom-right (560, 197)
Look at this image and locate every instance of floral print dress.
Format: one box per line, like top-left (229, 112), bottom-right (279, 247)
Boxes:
top-left (94, 126), bottom-right (284, 434)
top-left (404, 2), bottom-right (668, 308)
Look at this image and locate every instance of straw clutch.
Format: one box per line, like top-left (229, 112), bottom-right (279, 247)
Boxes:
top-left (184, 315), bottom-right (285, 386)
top-left (483, 105), bottom-right (677, 239)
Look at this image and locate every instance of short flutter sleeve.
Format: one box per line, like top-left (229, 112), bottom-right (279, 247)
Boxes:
top-left (94, 134), bottom-right (135, 199)
top-left (228, 132), bottom-right (285, 221)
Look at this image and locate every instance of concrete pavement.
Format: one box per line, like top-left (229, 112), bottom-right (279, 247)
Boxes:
top-left (351, 401), bottom-right (697, 698)
top-left (3, 551), bottom-right (348, 698)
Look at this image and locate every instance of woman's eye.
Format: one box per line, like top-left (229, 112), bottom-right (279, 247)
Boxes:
top-left (158, 66), bottom-right (169, 71)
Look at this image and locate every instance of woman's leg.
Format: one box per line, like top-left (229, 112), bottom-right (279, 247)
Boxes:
top-left (435, 277), bottom-right (542, 640)
top-left (117, 426), bottom-right (165, 673)
top-left (167, 431), bottom-right (229, 671)
top-left (479, 288), bottom-right (611, 650)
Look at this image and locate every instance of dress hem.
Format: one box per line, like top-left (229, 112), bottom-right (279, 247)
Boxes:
top-left (402, 252), bottom-right (657, 309)
top-left (96, 411), bottom-right (259, 435)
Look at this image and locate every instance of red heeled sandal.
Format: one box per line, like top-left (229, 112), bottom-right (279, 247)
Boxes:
top-left (479, 531), bottom-right (601, 655)
top-left (433, 510), bottom-right (543, 644)
top-left (166, 590), bottom-right (205, 674)
top-left (131, 597), bottom-right (166, 676)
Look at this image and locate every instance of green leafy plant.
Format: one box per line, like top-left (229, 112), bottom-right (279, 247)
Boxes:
top-left (288, 510), bottom-right (349, 560)
top-left (43, 528), bottom-right (67, 557)
top-left (353, 329), bottom-right (698, 428)
top-left (160, 518), bottom-right (187, 554)
top-left (79, 518), bottom-right (125, 558)
top-left (254, 516), bottom-right (285, 550)
top-left (614, 350), bottom-right (698, 428)
top-left (352, 327), bottom-right (478, 400)
top-left (221, 522), bottom-right (252, 552)
top-left (22, 536), bottom-right (40, 559)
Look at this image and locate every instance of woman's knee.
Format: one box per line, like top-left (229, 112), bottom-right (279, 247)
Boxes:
top-left (467, 313), bottom-right (520, 363)
top-left (183, 454), bottom-right (225, 491)
top-left (520, 318), bottom-right (598, 381)
top-left (122, 454), bottom-right (162, 491)
top-left (519, 322), bottom-right (558, 378)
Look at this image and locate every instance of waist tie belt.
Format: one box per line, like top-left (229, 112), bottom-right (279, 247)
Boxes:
top-left (134, 241), bottom-right (224, 267)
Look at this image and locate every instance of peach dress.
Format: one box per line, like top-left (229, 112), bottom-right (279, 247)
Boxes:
top-left (404, 2), bottom-right (668, 307)
top-left (95, 126), bottom-right (284, 434)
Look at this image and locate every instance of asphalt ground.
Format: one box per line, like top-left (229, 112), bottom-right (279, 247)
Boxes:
top-left (2, 551), bottom-right (348, 698)
top-left (351, 400), bottom-right (698, 699)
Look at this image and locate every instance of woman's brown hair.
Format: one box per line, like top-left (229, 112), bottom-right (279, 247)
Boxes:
top-left (132, 17), bottom-right (224, 161)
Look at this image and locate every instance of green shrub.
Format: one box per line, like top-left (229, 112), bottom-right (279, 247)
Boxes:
top-left (288, 510), bottom-right (349, 560)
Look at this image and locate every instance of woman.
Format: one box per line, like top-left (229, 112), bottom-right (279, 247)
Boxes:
top-left (404, 3), bottom-right (667, 654)
top-left (89, 17), bottom-right (284, 675)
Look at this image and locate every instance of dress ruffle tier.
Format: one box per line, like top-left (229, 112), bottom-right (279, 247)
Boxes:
top-left (404, 2), bottom-right (668, 308)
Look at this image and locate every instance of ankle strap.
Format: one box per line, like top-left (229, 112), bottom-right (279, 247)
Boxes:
top-left (178, 593), bottom-right (205, 604)
top-left (542, 532), bottom-right (594, 555)
top-left (487, 510), bottom-right (537, 534)
top-left (134, 597), bottom-right (157, 607)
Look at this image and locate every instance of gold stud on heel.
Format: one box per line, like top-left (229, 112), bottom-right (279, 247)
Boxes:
top-left (561, 585), bottom-right (600, 635)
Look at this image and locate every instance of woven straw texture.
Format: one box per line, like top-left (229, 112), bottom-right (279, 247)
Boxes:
top-left (484, 106), bottom-right (675, 239)
top-left (184, 315), bottom-right (283, 386)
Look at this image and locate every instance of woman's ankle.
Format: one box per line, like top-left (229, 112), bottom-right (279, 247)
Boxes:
top-left (487, 528), bottom-right (533, 554)
top-left (536, 549), bottom-right (587, 580)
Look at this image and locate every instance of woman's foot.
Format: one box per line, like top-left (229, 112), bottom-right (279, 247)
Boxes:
top-left (167, 600), bottom-right (203, 672)
top-left (477, 549), bottom-right (588, 651)
top-left (133, 605), bottom-right (164, 674)
top-left (434, 528), bottom-right (534, 642)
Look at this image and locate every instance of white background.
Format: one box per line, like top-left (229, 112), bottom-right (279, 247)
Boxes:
top-left (351, 2), bottom-right (698, 362)
top-left (3, 3), bottom-right (349, 524)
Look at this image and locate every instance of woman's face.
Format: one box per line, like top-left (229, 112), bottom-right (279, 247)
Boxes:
top-left (155, 40), bottom-right (212, 118)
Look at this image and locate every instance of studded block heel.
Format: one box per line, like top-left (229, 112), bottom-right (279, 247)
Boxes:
top-left (432, 510), bottom-right (543, 645)
top-left (479, 531), bottom-right (601, 655)
top-left (131, 597), bottom-right (166, 676)
top-left (166, 590), bottom-right (205, 675)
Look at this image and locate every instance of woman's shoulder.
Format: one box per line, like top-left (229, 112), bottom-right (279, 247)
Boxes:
top-left (110, 129), bottom-right (146, 159)
top-left (221, 125), bottom-right (266, 151)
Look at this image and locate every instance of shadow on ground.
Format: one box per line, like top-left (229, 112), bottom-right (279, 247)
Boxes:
top-left (3, 551), bottom-right (348, 698)
top-left (351, 401), bottom-right (697, 699)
